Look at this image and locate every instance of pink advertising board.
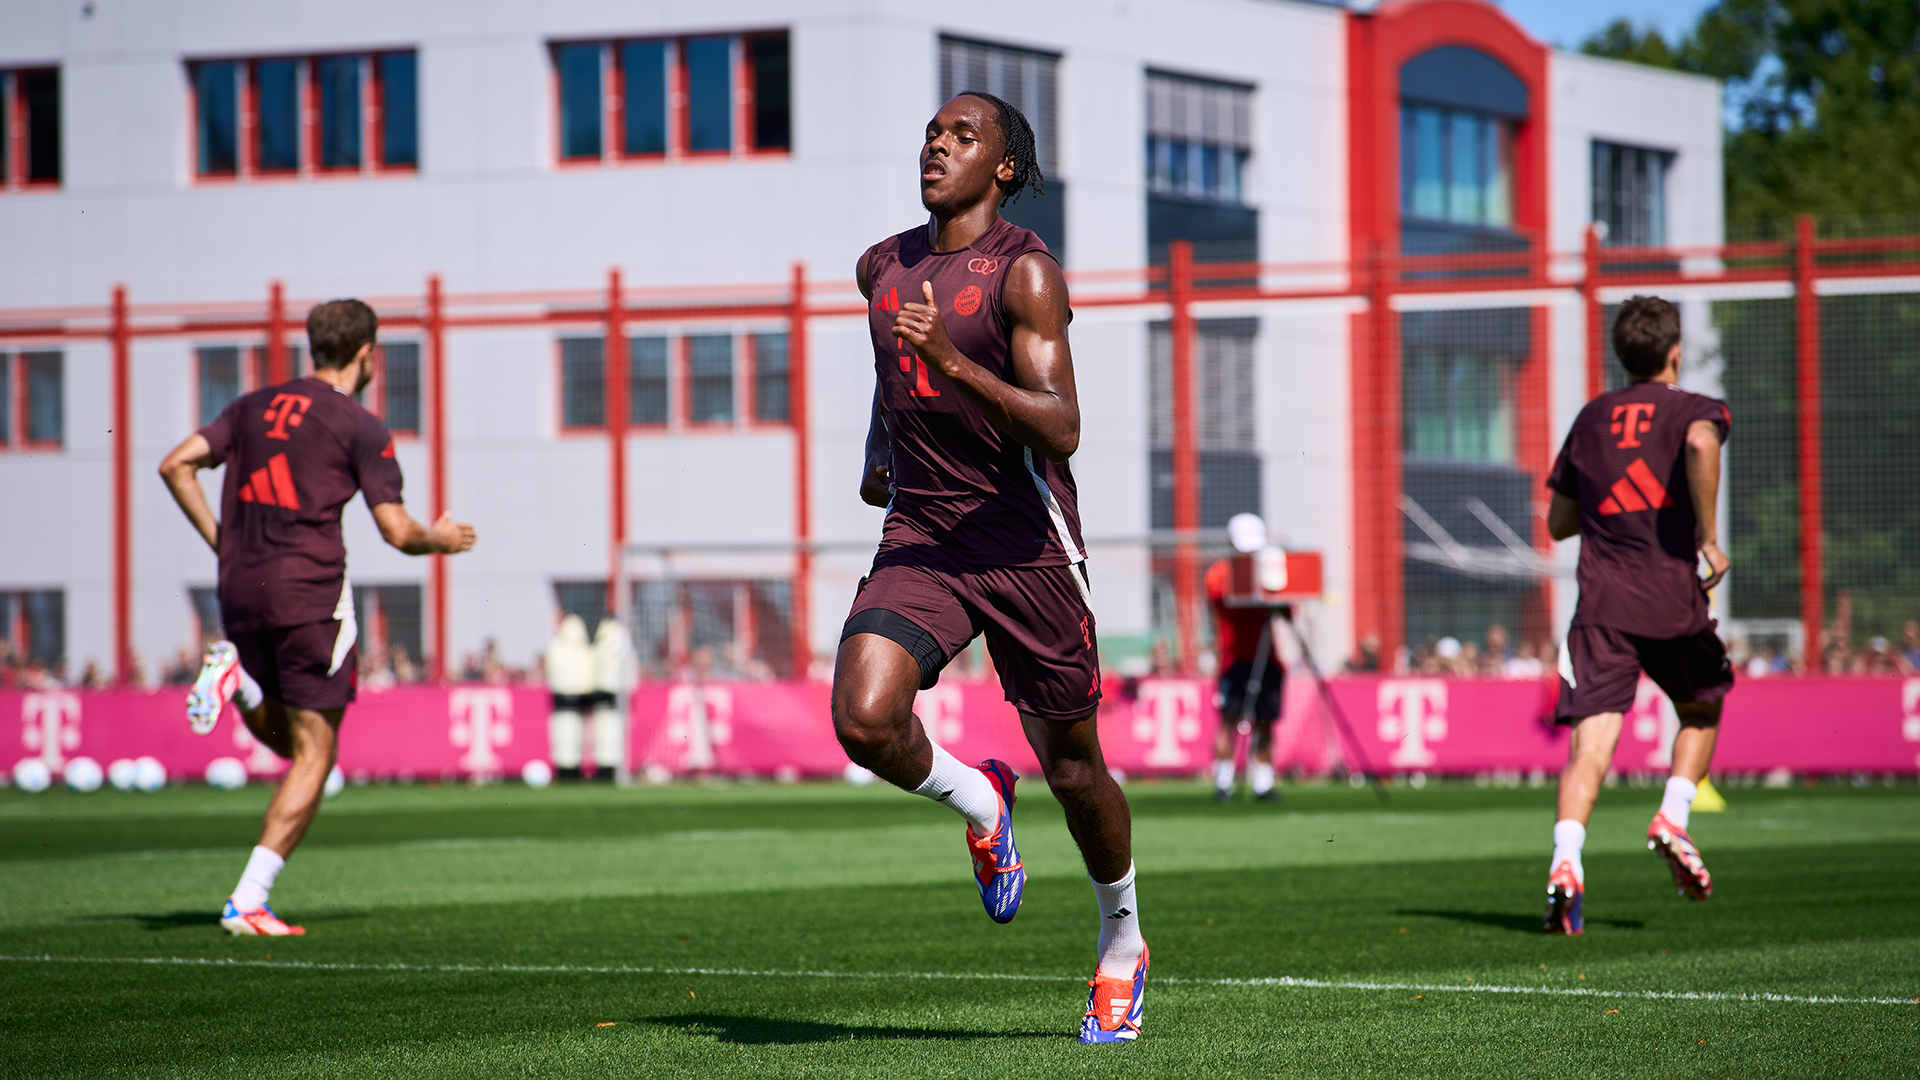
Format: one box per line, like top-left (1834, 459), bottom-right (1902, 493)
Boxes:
top-left (7, 675), bottom-right (1918, 785)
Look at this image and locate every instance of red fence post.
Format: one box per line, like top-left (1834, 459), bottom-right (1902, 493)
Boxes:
top-left (1169, 240), bottom-right (1200, 673)
top-left (267, 280), bottom-right (288, 385)
top-left (1794, 215), bottom-right (1824, 666)
top-left (111, 285), bottom-right (133, 686)
top-left (788, 261), bottom-right (813, 680)
top-left (426, 275), bottom-right (448, 681)
top-left (605, 268), bottom-right (627, 611)
top-left (1582, 224), bottom-right (1604, 401)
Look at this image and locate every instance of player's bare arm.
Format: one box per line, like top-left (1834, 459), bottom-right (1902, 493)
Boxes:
top-left (893, 261), bottom-right (1080, 462)
top-left (1685, 417), bottom-right (1728, 591)
top-left (855, 247), bottom-right (895, 508)
top-left (371, 501), bottom-right (476, 556)
top-left (158, 433), bottom-right (221, 553)
top-left (1548, 491), bottom-right (1579, 542)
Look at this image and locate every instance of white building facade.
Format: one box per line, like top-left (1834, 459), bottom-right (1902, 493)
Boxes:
top-left (0, 0), bottom-right (1721, 683)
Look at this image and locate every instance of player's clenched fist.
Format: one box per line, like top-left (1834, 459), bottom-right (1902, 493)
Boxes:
top-left (894, 280), bottom-right (960, 375)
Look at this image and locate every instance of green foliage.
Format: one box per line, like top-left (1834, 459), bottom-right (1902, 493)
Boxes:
top-left (1580, 0), bottom-right (1920, 222)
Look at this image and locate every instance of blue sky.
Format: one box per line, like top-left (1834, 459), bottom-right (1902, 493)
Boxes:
top-left (1494, 0), bottom-right (1716, 50)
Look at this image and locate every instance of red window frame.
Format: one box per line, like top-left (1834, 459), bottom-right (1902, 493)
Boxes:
top-left (189, 51), bottom-right (417, 184)
top-left (2, 67), bottom-right (63, 192)
top-left (18, 349), bottom-right (63, 452)
top-left (550, 30), bottom-right (790, 168)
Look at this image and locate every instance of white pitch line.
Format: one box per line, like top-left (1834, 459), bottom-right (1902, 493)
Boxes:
top-left (2, 954), bottom-right (1913, 1007)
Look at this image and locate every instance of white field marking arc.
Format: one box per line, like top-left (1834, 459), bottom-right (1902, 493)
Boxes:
top-left (1, 955), bottom-right (1912, 1007)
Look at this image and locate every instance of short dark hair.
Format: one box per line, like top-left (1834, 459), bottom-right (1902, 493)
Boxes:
top-left (1611, 295), bottom-right (1681, 378)
top-left (307, 299), bottom-right (379, 369)
top-left (954, 91), bottom-right (1045, 206)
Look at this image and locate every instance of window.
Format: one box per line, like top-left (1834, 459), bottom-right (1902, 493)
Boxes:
top-left (687, 334), bottom-right (734, 424)
top-left (198, 346), bottom-right (243, 426)
top-left (561, 337), bottom-right (605, 428)
top-left (0, 589), bottom-right (65, 666)
top-left (1145, 72), bottom-right (1250, 204)
top-left (752, 332), bottom-right (788, 422)
top-left (0, 355), bottom-right (8, 444)
top-left (353, 584), bottom-right (424, 680)
top-left (21, 351), bottom-right (61, 446)
top-left (2, 68), bottom-right (61, 188)
top-left (630, 336), bottom-right (669, 425)
top-left (379, 342), bottom-right (421, 433)
top-left (941, 36), bottom-right (1062, 258)
top-left (191, 52), bottom-right (418, 180)
top-left (631, 577), bottom-right (795, 679)
top-left (1592, 141), bottom-right (1671, 248)
top-left (554, 31), bottom-right (790, 164)
top-left (1400, 309), bottom-right (1528, 465)
top-left (1148, 319), bottom-right (1260, 529)
top-left (1401, 103), bottom-right (1512, 228)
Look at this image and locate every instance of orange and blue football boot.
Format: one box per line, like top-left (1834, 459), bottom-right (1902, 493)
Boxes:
top-left (220, 897), bottom-right (305, 937)
top-left (1542, 860), bottom-right (1583, 935)
top-left (1079, 945), bottom-right (1148, 1043)
top-left (1648, 812), bottom-right (1712, 900)
top-left (966, 759), bottom-right (1024, 924)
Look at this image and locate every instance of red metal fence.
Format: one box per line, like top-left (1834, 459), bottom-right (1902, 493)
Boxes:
top-left (3, 215), bottom-right (1918, 683)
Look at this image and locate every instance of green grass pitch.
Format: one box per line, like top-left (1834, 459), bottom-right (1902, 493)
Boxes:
top-left (1, 774), bottom-right (1915, 1077)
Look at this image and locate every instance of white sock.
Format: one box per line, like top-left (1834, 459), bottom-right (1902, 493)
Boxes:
top-left (231, 845), bottom-right (285, 911)
top-left (1250, 760), bottom-right (1275, 795)
top-left (1092, 862), bottom-right (1145, 978)
top-left (1213, 759), bottom-right (1235, 792)
top-left (1660, 777), bottom-right (1697, 831)
top-left (234, 665), bottom-right (263, 712)
top-left (1551, 819), bottom-right (1585, 885)
top-left (913, 742), bottom-right (999, 833)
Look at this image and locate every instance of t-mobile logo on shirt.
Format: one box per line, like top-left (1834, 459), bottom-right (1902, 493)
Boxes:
top-left (263, 394), bottom-right (314, 441)
top-left (1610, 402), bottom-right (1656, 448)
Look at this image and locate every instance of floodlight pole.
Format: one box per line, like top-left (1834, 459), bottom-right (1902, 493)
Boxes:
top-left (1169, 240), bottom-right (1200, 673)
top-left (1582, 224), bottom-right (1604, 401)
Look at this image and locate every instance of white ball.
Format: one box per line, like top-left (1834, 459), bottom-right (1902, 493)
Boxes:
top-left (12, 758), bottom-right (52, 794)
top-left (521, 760), bottom-right (554, 789)
top-left (107, 758), bottom-right (139, 791)
top-left (324, 764), bottom-right (345, 798)
top-left (843, 762), bottom-right (877, 787)
top-left (133, 756), bottom-right (167, 793)
top-left (64, 756), bottom-right (104, 793)
top-left (205, 757), bottom-right (248, 791)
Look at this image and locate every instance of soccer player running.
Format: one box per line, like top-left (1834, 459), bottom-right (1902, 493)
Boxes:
top-left (159, 300), bottom-right (476, 936)
top-left (1542, 296), bottom-right (1732, 935)
top-left (831, 93), bottom-right (1146, 1043)
top-left (1207, 513), bottom-right (1285, 803)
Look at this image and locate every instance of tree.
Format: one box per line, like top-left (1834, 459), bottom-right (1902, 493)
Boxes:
top-left (1581, 0), bottom-right (1920, 224)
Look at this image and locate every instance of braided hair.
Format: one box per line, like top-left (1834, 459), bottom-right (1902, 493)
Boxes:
top-left (956, 91), bottom-right (1045, 206)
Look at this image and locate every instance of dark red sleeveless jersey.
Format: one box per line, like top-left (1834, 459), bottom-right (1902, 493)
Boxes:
top-left (198, 377), bottom-right (404, 632)
top-left (865, 216), bottom-right (1087, 568)
top-left (1547, 381), bottom-right (1731, 639)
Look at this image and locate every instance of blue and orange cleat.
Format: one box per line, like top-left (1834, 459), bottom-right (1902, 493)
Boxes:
top-left (966, 760), bottom-right (1025, 924)
top-left (220, 897), bottom-right (305, 937)
top-left (186, 641), bottom-right (241, 735)
top-left (1648, 812), bottom-right (1712, 900)
top-left (1542, 860), bottom-right (1584, 935)
top-left (1079, 945), bottom-right (1149, 1043)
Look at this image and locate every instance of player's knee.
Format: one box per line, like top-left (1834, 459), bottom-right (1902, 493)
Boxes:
top-left (830, 691), bottom-right (908, 759)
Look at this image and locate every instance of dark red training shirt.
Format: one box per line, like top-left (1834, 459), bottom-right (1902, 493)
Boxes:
top-left (199, 377), bottom-right (405, 632)
top-left (864, 216), bottom-right (1087, 568)
top-left (1547, 380), bottom-right (1731, 639)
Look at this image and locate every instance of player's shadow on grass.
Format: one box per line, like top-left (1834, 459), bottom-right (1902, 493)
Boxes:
top-left (80, 910), bottom-right (373, 931)
top-left (644, 1013), bottom-right (1053, 1045)
top-left (1397, 909), bottom-right (1646, 932)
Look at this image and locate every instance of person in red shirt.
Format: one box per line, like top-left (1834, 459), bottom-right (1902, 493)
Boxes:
top-left (159, 299), bottom-right (476, 937)
top-left (1207, 513), bottom-right (1285, 803)
top-left (1541, 295), bottom-right (1732, 935)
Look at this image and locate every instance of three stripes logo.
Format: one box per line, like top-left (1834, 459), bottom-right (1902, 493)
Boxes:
top-left (237, 453), bottom-right (301, 510)
top-left (1598, 457), bottom-right (1674, 516)
top-left (875, 287), bottom-right (900, 312)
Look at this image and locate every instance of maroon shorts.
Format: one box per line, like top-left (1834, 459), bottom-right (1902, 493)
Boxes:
top-left (233, 619), bottom-right (359, 712)
top-left (1555, 624), bottom-right (1732, 723)
top-left (842, 556), bottom-right (1101, 722)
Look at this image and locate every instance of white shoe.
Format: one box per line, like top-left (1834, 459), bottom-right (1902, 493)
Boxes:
top-left (186, 641), bottom-right (241, 735)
